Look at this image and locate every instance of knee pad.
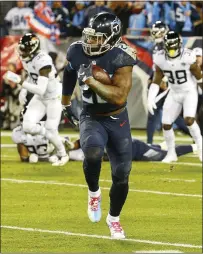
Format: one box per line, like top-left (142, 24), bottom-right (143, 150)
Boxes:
top-left (45, 128), bottom-right (58, 140)
top-left (23, 121), bottom-right (34, 134)
top-left (83, 146), bottom-right (104, 162)
top-left (112, 174), bottom-right (129, 185)
top-left (23, 121), bottom-right (45, 135)
top-left (111, 161), bottom-right (131, 184)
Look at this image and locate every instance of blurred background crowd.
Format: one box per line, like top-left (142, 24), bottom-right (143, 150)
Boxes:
top-left (0, 0), bottom-right (202, 132)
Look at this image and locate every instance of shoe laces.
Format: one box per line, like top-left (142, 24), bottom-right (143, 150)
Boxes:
top-left (111, 222), bottom-right (123, 233)
top-left (89, 196), bottom-right (100, 211)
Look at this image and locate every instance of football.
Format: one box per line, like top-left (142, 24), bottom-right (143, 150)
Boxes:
top-left (92, 65), bottom-right (112, 85)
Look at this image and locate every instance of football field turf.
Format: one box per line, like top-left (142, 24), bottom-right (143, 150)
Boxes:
top-left (1, 130), bottom-right (202, 253)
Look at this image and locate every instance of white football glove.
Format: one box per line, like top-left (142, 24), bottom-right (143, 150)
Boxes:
top-left (147, 83), bottom-right (159, 115)
top-left (19, 88), bottom-right (27, 105)
top-left (147, 99), bottom-right (157, 115)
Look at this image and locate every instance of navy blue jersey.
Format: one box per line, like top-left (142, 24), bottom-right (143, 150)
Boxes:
top-left (66, 41), bottom-right (137, 114)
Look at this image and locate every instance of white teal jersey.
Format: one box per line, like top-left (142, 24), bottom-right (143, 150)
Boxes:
top-left (12, 125), bottom-right (50, 158)
top-left (154, 48), bottom-right (197, 92)
top-left (21, 51), bottom-right (62, 100)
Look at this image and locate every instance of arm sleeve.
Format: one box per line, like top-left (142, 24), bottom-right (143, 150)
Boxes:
top-left (22, 76), bottom-right (48, 96)
top-left (62, 63), bottom-right (78, 96)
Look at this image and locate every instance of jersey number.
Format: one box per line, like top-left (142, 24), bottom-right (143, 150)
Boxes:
top-left (163, 70), bottom-right (187, 85)
top-left (26, 144), bottom-right (47, 155)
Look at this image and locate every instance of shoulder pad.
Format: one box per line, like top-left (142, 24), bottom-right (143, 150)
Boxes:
top-left (153, 49), bottom-right (165, 65)
top-left (116, 43), bottom-right (137, 60)
top-left (33, 52), bottom-right (52, 73)
top-left (66, 41), bottom-right (82, 61)
top-left (182, 48), bottom-right (196, 65)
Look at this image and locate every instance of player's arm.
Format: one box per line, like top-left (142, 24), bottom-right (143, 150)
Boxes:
top-left (62, 61), bottom-right (79, 127)
top-left (62, 61), bottom-right (78, 106)
top-left (85, 66), bottom-right (133, 106)
top-left (147, 65), bottom-right (164, 115)
top-left (190, 62), bottom-right (203, 87)
top-left (17, 143), bottom-right (29, 162)
top-left (22, 66), bottom-right (51, 96)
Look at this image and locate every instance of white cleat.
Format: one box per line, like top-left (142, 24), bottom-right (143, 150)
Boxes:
top-left (162, 153), bottom-right (178, 163)
top-left (49, 154), bottom-right (58, 164)
top-left (106, 217), bottom-right (125, 239)
top-left (88, 194), bottom-right (101, 223)
top-left (52, 154), bottom-right (69, 166)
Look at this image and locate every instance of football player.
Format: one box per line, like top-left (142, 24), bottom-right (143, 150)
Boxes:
top-left (147, 21), bottom-right (190, 144)
top-left (62, 12), bottom-right (137, 238)
top-left (12, 125), bottom-right (196, 163)
top-left (193, 47), bottom-right (203, 136)
top-left (68, 138), bottom-right (197, 162)
top-left (147, 31), bottom-right (202, 163)
top-left (11, 124), bottom-right (76, 163)
top-left (17, 33), bottom-right (69, 166)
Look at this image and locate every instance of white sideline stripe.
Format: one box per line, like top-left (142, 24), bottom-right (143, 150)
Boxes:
top-left (1, 178), bottom-right (202, 198)
top-left (100, 179), bottom-right (134, 184)
top-left (161, 178), bottom-right (196, 183)
top-left (1, 144), bottom-right (16, 148)
top-left (1, 225), bottom-right (201, 249)
top-left (134, 251), bottom-right (183, 253)
top-left (1, 132), bottom-right (193, 142)
top-left (150, 161), bottom-right (202, 167)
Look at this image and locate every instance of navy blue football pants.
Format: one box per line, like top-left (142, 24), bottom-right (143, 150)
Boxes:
top-left (80, 108), bottom-right (132, 217)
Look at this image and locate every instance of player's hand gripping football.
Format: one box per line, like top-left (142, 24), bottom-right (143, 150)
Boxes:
top-left (62, 104), bottom-right (79, 128)
top-left (78, 63), bottom-right (94, 83)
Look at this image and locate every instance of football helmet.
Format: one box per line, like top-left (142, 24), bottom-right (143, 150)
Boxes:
top-left (82, 12), bottom-right (122, 56)
top-left (18, 33), bottom-right (40, 61)
top-left (164, 31), bottom-right (182, 58)
top-left (151, 21), bottom-right (169, 43)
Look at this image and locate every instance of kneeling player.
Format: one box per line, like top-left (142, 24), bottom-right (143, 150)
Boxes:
top-left (12, 125), bottom-right (75, 164)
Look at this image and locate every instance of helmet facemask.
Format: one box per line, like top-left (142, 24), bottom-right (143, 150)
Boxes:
top-left (151, 26), bottom-right (168, 43)
top-left (82, 27), bottom-right (121, 56)
top-left (18, 36), bottom-right (40, 62)
top-left (164, 37), bottom-right (182, 58)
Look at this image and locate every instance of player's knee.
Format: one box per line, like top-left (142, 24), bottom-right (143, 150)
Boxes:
top-left (112, 173), bottom-right (129, 185)
top-left (184, 117), bottom-right (194, 126)
top-left (23, 121), bottom-right (34, 134)
top-left (112, 161), bottom-right (131, 184)
top-left (45, 128), bottom-right (58, 139)
top-left (84, 146), bottom-right (104, 162)
top-left (162, 124), bottom-right (172, 130)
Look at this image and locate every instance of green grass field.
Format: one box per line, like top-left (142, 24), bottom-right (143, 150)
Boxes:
top-left (1, 130), bottom-right (202, 253)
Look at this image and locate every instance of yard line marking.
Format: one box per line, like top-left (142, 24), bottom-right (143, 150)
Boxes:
top-left (133, 251), bottom-right (183, 253)
top-left (100, 179), bottom-right (134, 184)
top-left (1, 225), bottom-right (201, 249)
top-left (1, 144), bottom-right (16, 148)
top-left (1, 178), bottom-right (201, 198)
top-left (161, 178), bottom-right (196, 183)
top-left (150, 161), bottom-right (202, 167)
top-left (1, 155), bottom-right (18, 158)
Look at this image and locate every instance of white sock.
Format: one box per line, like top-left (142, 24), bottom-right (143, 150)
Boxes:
top-left (163, 129), bottom-right (176, 155)
top-left (88, 187), bottom-right (101, 197)
top-left (107, 213), bottom-right (119, 222)
top-left (191, 144), bottom-right (198, 153)
top-left (46, 130), bottom-right (66, 157)
top-left (188, 122), bottom-right (202, 151)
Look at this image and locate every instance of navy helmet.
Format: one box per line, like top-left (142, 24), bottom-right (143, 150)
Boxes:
top-left (82, 12), bottom-right (122, 56)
